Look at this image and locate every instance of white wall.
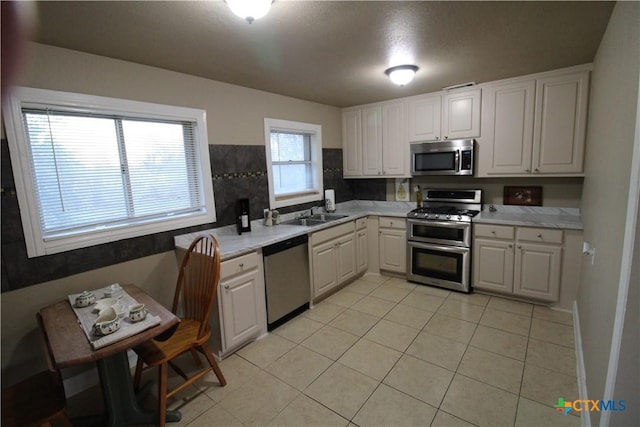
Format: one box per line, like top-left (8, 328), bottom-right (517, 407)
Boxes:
top-left (577, 2), bottom-right (640, 425)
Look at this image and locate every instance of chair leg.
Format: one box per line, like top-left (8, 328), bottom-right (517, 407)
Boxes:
top-left (200, 344), bottom-right (226, 386)
top-left (158, 362), bottom-right (168, 427)
top-left (190, 348), bottom-right (202, 365)
top-left (133, 357), bottom-right (145, 391)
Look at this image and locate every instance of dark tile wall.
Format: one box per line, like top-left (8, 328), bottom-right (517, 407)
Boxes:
top-left (1, 141), bottom-right (384, 292)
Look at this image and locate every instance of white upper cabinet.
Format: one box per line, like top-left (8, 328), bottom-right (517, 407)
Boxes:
top-left (407, 94), bottom-right (442, 142)
top-left (381, 101), bottom-right (407, 176)
top-left (342, 109), bottom-right (362, 177)
top-left (532, 71), bottom-right (589, 174)
top-left (362, 106), bottom-right (383, 176)
top-left (479, 79), bottom-right (536, 175)
top-left (442, 88), bottom-right (482, 140)
top-left (407, 89), bottom-right (480, 143)
top-left (478, 67), bottom-right (590, 177)
top-left (342, 100), bottom-right (409, 178)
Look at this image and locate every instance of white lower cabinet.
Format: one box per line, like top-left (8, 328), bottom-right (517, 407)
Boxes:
top-left (379, 217), bottom-right (406, 274)
top-left (355, 217), bottom-right (368, 274)
top-left (215, 251), bottom-right (267, 357)
top-left (473, 224), bottom-right (563, 302)
top-left (311, 221), bottom-right (356, 299)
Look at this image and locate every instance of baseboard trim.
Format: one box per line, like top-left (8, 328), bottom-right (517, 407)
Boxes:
top-left (573, 301), bottom-right (591, 427)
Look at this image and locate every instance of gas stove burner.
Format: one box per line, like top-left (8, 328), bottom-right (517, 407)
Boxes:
top-left (407, 189), bottom-right (482, 223)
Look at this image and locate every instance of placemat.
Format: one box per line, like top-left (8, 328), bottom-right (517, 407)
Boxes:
top-left (68, 284), bottom-right (161, 350)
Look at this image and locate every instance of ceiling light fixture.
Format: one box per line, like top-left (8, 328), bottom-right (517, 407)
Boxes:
top-left (385, 65), bottom-right (419, 86)
top-left (226, 0), bottom-right (272, 24)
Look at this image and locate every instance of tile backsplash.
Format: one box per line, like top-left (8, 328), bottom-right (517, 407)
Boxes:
top-left (1, 141), bottom-right (385, 291)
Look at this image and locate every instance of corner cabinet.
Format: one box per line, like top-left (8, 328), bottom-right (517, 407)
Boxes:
top-left (215, 251), bottom-right (267, 357)
top-left (473, 224), bottom-right (562, 302)
top-left (477, 68), bottom-right (589, 177)
top-left (407, 88), bottom-right (481, 143)
top-left (342, 101), bottom-right (409, 178)
top-left (311, 221), bottom-right (357, 299)
top-left (379, 217), bottom-right (406, 274)
top-left (355, 217), bottom-right (368, 274)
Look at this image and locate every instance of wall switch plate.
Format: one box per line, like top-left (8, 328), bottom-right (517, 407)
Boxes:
top-left (583, 241), bottom-right (596, 265)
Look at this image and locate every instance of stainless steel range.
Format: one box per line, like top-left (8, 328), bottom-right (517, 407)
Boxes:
top-left (407, 189), bottom-right (482, 293)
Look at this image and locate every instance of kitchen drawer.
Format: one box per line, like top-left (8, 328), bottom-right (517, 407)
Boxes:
top-left (379, 216), bottom-right (406, 230)
top-left (517, 227), bottom-right (563, 244)
top-left (310, 221), bottom-right (355, 246)
top-left (355, 217), bottom-right (367, 230)
top-left (474, 224), bottom-right (515, 240)
top-left (221, 251), bottom-right (259, 279)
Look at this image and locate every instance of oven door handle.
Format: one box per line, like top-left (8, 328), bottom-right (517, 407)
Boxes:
top-left (407, 219), bottom-right (469, 229)
top-left (455, 149), bottom-right (460, 172)
top-left (409, 241), bottom-right (470, 254)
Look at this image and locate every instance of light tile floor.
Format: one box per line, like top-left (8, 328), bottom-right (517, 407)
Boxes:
top-left (67, 274), bottom-right (582, 426)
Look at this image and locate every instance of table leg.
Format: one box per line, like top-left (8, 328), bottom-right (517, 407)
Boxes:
top-left (97, 352), bottom-right (181, 426)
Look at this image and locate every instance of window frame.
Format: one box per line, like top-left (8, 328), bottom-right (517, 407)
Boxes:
top-left (264, 118), bottom-right (323, 209)
top-left (3, 87), bottom-right (216, 258)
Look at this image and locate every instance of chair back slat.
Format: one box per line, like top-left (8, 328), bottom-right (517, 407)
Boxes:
top-left (173, 234), bottom-right (221, 340)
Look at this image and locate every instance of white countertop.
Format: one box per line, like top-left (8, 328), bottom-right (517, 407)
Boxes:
top-left (174, 201), bottom-right (583, 260)
top-left (174, 200), bottom-right (413, 260)
top-left (474, 205), bottom-right (583, 230)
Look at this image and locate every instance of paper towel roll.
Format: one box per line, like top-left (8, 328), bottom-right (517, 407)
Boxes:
top-left (325, 189), bottom-right (335, 212)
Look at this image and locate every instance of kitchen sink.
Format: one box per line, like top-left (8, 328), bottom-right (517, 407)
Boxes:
top-left (281, 213), bottom-right (349, 226)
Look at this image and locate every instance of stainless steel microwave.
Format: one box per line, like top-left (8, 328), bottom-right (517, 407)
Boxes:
top-left (410, 139), bottom-right (474, 176)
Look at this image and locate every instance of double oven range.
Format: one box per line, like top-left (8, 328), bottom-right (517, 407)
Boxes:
top-left (406, 189), bottom-right (482, 293)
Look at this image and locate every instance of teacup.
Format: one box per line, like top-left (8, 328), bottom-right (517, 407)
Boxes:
top-left (93, 298), bottom-right (119, 312)
top-left (93, 307), bottom-right (121, 336)
top-left (75, 291), bottom-right (96, 308)
top-left (128, 304), bottom-right (147, 322)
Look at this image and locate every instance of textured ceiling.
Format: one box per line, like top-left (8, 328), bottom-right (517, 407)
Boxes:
top-left (32, 1), bottom-right (614, 107)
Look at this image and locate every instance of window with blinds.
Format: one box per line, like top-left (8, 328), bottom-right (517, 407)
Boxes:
top-left (3, 87), bottom-right (215, 257)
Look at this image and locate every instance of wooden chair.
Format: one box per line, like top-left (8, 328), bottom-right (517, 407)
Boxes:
top-left (133, 234), bottom-right (226, 426)
top-left (1, 313), bottom-right (73, 427)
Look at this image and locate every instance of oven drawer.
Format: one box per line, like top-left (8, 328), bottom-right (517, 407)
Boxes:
top-left (380, 217), bottom-right (406, 230)
top-left (474, 224), bottom-right (514, 240)
top-left (517, 227), bottom-right (563, 244)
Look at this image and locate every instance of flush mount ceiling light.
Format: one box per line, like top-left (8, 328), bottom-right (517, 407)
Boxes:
top-left (226, 0), bottom-right (272, 24)
top-left (385, 65), bottom-right (419, 86)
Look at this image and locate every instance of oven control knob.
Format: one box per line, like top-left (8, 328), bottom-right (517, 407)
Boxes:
top-left (458, 215), bottom-right (462, 220)
top-left (434, 214), bottom-right (439, 219)
top-left (446, 214), bottom-right (451, 220)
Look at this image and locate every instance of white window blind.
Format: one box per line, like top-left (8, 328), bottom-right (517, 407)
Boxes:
top-left (23, 110), bottom-right (204, 238)
top-left (3, 87), bottom-right (215, 257)
top-left (270, 131), bottom-right (314, 197)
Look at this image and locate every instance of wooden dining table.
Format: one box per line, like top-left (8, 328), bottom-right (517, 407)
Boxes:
top-left (39, 284), bottom-right (181, 426)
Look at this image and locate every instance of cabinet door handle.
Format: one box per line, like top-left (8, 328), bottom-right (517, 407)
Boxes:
top-left (537, 234), bottom-right (543, 239)
top-left (517, 245), bottom-right (522, 249)
top-left (534, 168), bottom-right (540, 172)
top-left (525, 168), bottom-right (530, 172)
top-left (444, 136), bottom-right (448, 139)
top-left (239, 263), bottom-right (244, 268)
top-left (224, 285), bottom-right (230, 290)
top-left (508, 244), bottom-right (513, 248)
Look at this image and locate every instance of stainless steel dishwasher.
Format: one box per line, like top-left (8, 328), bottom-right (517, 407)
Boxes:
top-left (263, 234), bottom-right (310, 330)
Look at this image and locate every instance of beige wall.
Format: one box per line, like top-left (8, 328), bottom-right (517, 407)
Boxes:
top-left (1, 252), bottom-right (179, 385)
top-left (11, 42), bottom-right (343, 147)
top-left (578, 2), bottom-right (639, 425)
top-left (1, 42), bottom-right (341, 383)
